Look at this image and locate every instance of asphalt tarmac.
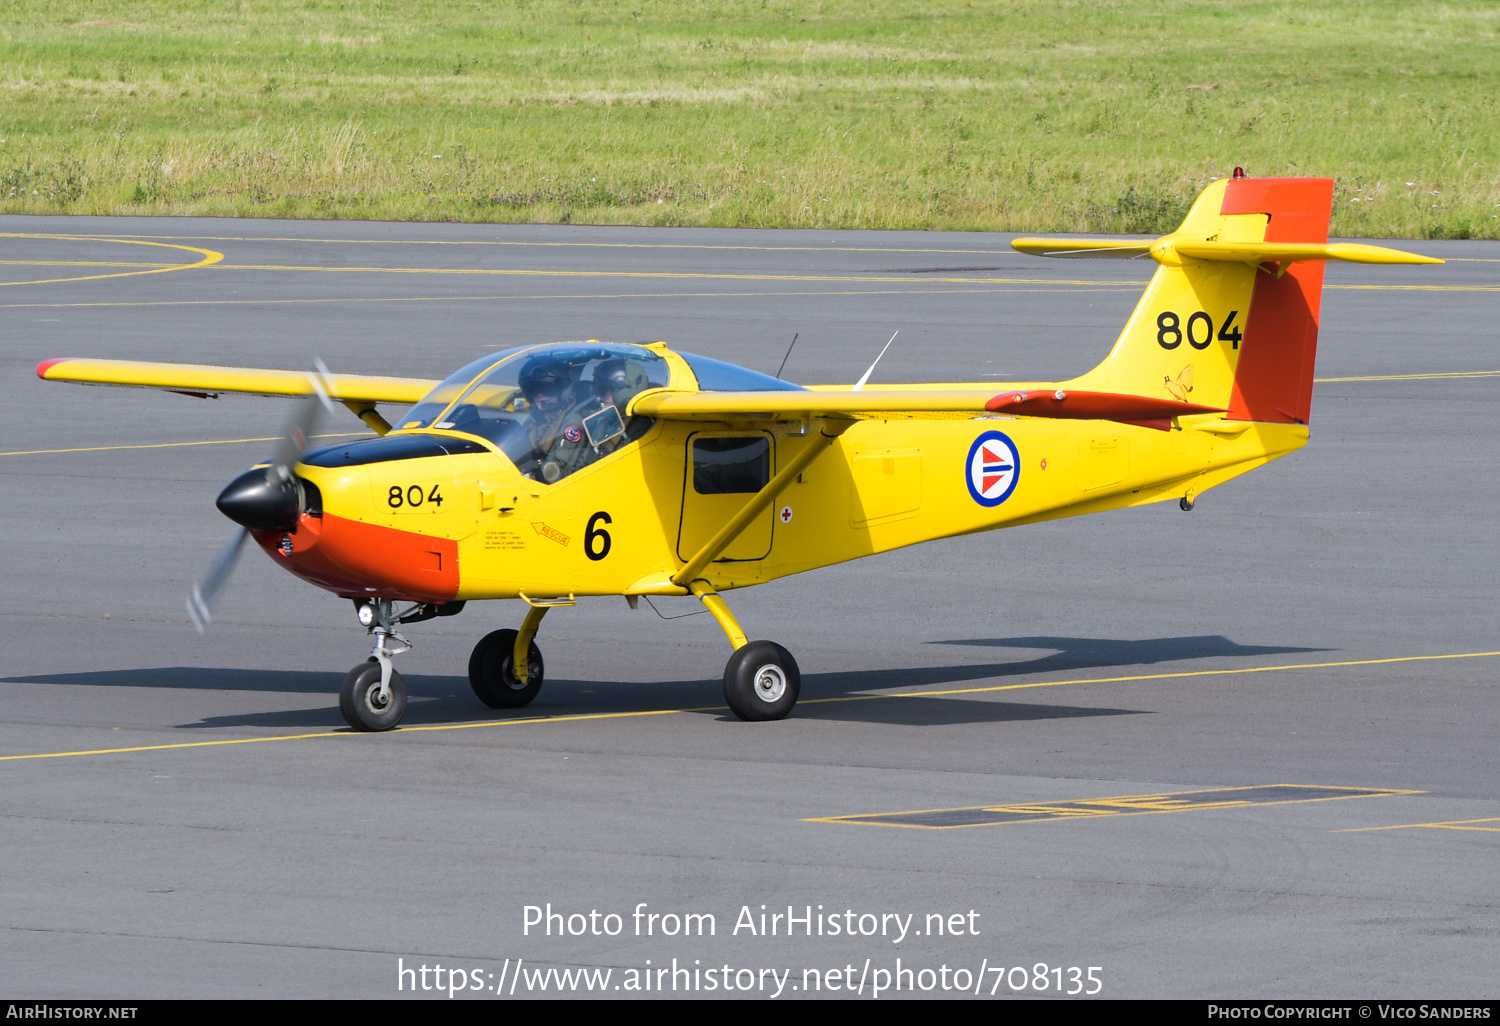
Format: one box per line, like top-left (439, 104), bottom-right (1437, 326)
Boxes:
top-left (1, 215), bottom-right (1496, 999)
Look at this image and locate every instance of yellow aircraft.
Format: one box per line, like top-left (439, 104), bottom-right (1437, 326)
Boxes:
top-left (38, 173), bottom-right (1441, 731)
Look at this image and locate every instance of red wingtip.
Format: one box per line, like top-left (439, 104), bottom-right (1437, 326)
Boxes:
top-left (36, 358), bottom-right (70, 380)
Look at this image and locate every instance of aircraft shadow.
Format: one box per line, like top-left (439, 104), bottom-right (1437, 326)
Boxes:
top-left (176, 686), bottom-right (1143, 731)
top-left (2, 667), bottom-right (346, 694)
top-left (785, 697), bottom-right (1140, 727)
top-left (922, 634), bottom-right (1328, 677)
top-left (3, 634), bottom-right (1326, 731)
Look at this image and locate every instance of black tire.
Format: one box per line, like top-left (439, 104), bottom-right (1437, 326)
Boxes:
top-left (722, 641), bottom-right (800, 721)
top-left (339, 659), bottom-right (407, 732)
top-left (468, 628), bottom-right (544, 709)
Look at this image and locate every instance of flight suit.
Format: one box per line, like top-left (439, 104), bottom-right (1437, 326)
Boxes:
top-left (537, 401), bottom-right (623, 482)
top-left (520, 405), bottom-right (570, 482)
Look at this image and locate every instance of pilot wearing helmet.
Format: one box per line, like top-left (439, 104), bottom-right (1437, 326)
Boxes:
top-left (535, 358), bottom-right (652, 483)
top-left (592, 358), bottom-right (651, 411)
top-left (515, 355), bottom-right (572, 480)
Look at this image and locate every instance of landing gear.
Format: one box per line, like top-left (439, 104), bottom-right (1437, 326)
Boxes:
top-left (339, 598), bottom-right (416, 732)
top-left (340, 658), bottom-right (408, 731)
top-left (469, 628), bottom-right (545, 708)
top-left (722, 641), bottom-right (801, 721)
top-left (687, 580), bottom-right (801, 721)
top-left (468, 603), bottom-right (549, 709)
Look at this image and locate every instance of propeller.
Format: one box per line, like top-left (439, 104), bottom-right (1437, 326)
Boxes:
top-left (187, 361), bottom-right (336, 632)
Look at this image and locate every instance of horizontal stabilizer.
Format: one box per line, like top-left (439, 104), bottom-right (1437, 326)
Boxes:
top-left (1172, 240), bottom-right (1443, 267)
top-left (985, 389), bottom-right (1226, 431)
top-left (1010, 238), bottom-right (1153, 259)
top-left (1014, 236), bottom-right (1442, 270)
top-left (37, 358), bottom-right (437, 405)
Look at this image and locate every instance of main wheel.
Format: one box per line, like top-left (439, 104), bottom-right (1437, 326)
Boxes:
top-left (469, 628), bottom-right (544, 709)
top-left (339, 659), bottom-right (408, 732)
top-left (722, 641), bottom-right (800, 721)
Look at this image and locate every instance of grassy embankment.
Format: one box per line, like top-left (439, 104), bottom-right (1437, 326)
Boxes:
top-left (1, 0), bottom-right (1497, 236)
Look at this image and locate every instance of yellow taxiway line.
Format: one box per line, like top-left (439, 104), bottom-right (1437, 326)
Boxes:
top-left (196, 263), bottom-right (1144, 287)
top-left (794, 649), bottom-right (1500, 705)
top-left (1313, 370), bottom-right (1500, 382)
top-left (0, 285), bottom-right (1135, 311)
top-left (810, 784), bottom-right (1422, 830)
top-left (19, 231), bottom-right (1476, 264)
top-left (103, 259), bottom-right (1500, 293)
top-left (1333, 817), bottom-right (1500, 834)
top-left (0, 433), bottom-right (367, 458)
top-left (4, 233), bottom-right (1037, 256)
top-left (1328, 284), bottom-right (1500, 292)
top-left (3, 648), bottom-right (1497, 764)
top-left (0, 235), bottom-right (223, 286)
top-left (4, 257), bottom-right (1480, 291)
top-left (0, 259), bottom-right (177, 269)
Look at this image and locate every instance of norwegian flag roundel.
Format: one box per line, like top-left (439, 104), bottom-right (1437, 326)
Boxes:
top-left (965, 430), bottom-right (1020, 507)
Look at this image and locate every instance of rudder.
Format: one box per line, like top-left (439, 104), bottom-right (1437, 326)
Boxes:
top-left (1219, 177), bottom-right (1333, 425)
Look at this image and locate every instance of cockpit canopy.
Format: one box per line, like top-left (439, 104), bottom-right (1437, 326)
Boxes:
top-left (399, 343), bottom-right (671, 483)
top-left (397, 342), bottom-right (809, 485)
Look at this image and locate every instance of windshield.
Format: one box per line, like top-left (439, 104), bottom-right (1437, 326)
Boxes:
top-left (436, 343), bottom-right (670, 483)
top-left (398, 347), bottom-right (529, 431)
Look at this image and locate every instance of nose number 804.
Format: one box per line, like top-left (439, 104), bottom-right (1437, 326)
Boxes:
top-left (388, 484), bottom-right (445, 509)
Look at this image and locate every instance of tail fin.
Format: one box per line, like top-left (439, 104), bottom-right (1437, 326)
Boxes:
top-left (1014, 175), bottom-right (1439, 426)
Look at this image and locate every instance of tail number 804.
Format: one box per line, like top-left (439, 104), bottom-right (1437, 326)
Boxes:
top-left (1157, 309), bottom-right (1242, 350)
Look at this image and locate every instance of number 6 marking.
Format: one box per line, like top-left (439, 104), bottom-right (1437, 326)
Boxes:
top-left (585, 511), bottom-right (612, 561)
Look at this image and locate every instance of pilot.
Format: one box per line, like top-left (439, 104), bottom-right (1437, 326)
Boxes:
top-left (516, 355), bottom-right (572, 479)
top-left (536, 358), bottom-right (652, 482)
top-left (592, 358), bottom-right (651, 412)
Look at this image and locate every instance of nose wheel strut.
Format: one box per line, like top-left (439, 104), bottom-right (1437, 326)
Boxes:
top-left (339, 599), bottom-right (413, 731)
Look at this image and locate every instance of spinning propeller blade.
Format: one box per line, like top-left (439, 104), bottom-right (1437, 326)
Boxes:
top-left (187, 526), bottom-right (250, 633)
top-left (187, 361), bottom-right (336, 632)
top-left (267, 359), bottom-right (336, 480)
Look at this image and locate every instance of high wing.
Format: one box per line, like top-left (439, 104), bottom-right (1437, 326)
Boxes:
top-left (37, 357), bottom-right (437, 405)
top-left (630, 384), bottom-right (1214, 430)
top-left (630, 388), bottom-right (1003, 422)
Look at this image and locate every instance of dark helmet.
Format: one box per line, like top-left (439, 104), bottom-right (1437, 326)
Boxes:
top-left (593, 358), bottom-right (650, 407)
top-left (518, 355), bottom-right (569, 402)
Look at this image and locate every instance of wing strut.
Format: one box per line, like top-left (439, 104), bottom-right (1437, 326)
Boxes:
top-left (671, 418), bottom-right (853, 589)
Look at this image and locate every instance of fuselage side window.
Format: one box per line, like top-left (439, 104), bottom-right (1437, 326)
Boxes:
top-left (693, 436), bottom-right (770, 494)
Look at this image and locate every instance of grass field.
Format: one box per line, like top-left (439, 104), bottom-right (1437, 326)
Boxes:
top-left (1, 1), bottom-right (1497, 236)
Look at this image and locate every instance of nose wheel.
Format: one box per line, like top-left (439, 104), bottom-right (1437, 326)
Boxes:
top-left (338, 598), bottom-right (417, 732)
top-left (340, 658), bottom-right (408, 731)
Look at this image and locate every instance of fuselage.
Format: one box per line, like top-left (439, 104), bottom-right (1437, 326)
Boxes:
top-left (251, 341), bottom-right (1307, 603)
